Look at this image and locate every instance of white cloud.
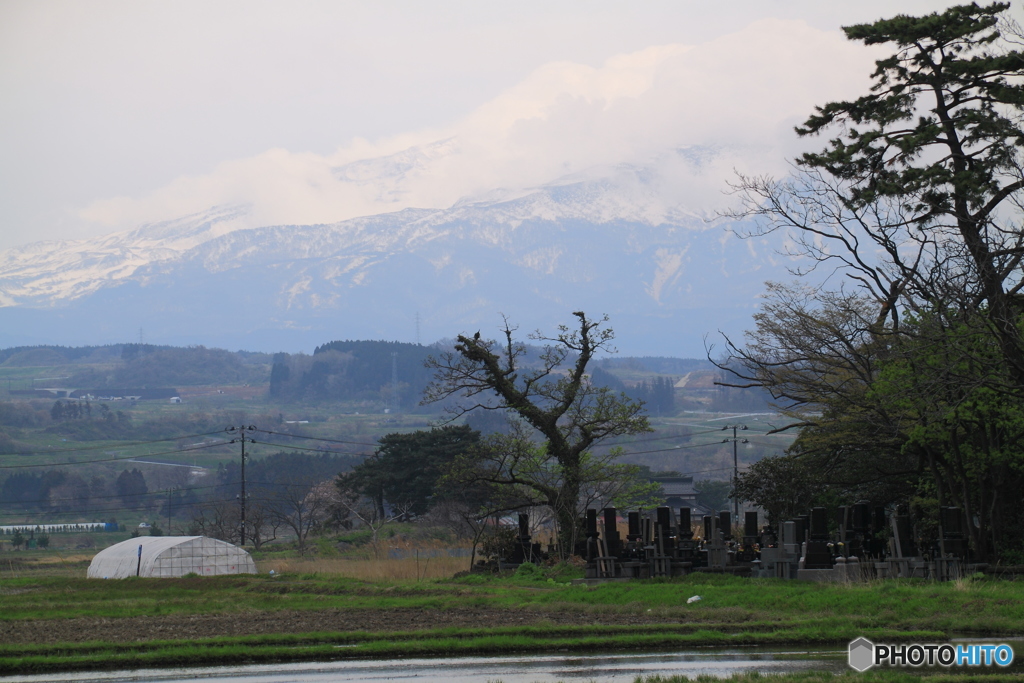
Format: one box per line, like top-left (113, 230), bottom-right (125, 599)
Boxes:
top-left (78, 18), bottom-right (882, 233)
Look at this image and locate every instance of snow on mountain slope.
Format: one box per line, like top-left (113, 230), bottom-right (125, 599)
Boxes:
top-left (0, 154), bottom-right (782, 355)
top-left (0, 205), bottom-right (249, 306)
top-left (0, 158), bottom-right (715, 308)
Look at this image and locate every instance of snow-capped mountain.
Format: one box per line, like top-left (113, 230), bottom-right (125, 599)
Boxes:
top-left (0, 156), bottom-right (782, 357)
top-left (0, 205), bottom-right (250, 307)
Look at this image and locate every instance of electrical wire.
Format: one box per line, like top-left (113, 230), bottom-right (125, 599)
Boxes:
top-left (0, 441), bottom-right (228, 470)
top-left (0, 424), bottom-right (784, 469)
top-left (2, 430), bottom-right (230, 457)
top-left (601, 439), bottom-right (751, 458)
top-left (0, 476), bottom-right (340, 511)
top-left (602, 426), bottom-right (740, 446)
top-left (595, 426), bottom-right (784, 452)
top-left (256, 425), bottom-right (757, 450)
top-left (681, 466), bottom-right (736, 477)
top-left (254, 429), bottom-right (378, 447)
top-left (248, 439), bottom-right (373, 456)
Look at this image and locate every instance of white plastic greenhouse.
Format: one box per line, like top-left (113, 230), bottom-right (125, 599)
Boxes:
top-left (87, 536), bottom-right (257, 579)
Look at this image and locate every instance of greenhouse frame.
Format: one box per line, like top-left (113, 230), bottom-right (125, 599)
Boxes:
top-left (87, 536), bottom-right (257, 579)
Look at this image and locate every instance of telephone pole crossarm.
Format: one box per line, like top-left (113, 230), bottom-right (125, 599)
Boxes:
top-left (227, 425), bottom-right (257, 546)
top-left (722, 425), bottom-right (748, 520)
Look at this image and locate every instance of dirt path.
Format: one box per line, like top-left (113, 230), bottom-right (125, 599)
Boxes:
top-left (0, 608), bottom-right (678, 644)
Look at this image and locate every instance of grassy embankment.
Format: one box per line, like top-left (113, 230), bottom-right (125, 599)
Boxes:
top-left (1, 566), bottom-right (1022, 676)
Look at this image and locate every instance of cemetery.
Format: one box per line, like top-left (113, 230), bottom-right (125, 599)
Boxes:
top-left (497, 503), bottom-right (978, 583)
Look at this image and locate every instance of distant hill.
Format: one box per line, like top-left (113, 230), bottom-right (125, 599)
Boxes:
top-left (0, 341), bottom-right (770, 413)
top-left (0, 345), bottom-right (123, 366)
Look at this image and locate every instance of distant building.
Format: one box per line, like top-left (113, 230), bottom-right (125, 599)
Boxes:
top-left (651, 475), bottom-right (698, 509)
top-left (169, 396), bottom-right (181, 404)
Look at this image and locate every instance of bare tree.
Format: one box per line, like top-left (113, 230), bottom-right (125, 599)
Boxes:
top-left (727, 3), bottom-right (1024, 388)
top-left (244, 498), bottom-right (282, 550)
top-left (266, 479), bottom-right (335, 555)
top-left (332, 477), bottom-right (410, 559)
top-left (716, 5), bottom-right (1024, 560)
top-left (425, 311), bottom-right (650, 557)
top-left (189, 499), bottom-right (242, 544)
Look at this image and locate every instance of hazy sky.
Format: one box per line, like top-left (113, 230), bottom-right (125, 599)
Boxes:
top-left (0, 1), bottom-right (972, 250)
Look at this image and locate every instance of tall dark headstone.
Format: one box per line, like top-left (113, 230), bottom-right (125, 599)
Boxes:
top-left (804, 507), bottom-right (833, 570)
top-left (893, 514), bottom-right (918, 557)
top-left (603, 507), bottom-right (621, 556)
top-left (939, 506), bottom-right (966, 557)
top-left (518, 513), bottom-right (530, 541)
top-left (940, 506), bottom-right (962, 535)
top-left (678, 508), bottom-right (692, 539)
top-left (871, 507), bottom-right (886, 534)
top-left (656, 507), bottom-right (674, 536)
top-left (851, 502), bottom-right (871, 532)
top-left (719, 511), bottom-right (732, 540)
top-left (744, 511), bottom-right (758, 538)
top-left (627, 511), bottom-right (642, 540)
top-left (586, 509), bottom-right (599, 538)
top-left (797, 515), bottom-right (810, 545)
top-left (810, 507), bottom-right (829, 540)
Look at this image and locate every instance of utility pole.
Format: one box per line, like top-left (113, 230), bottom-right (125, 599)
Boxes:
top-left (167, 487), bottom-right (174, 534)
top-left (228, 425), bottom-right (256, 545)
top-left (390, 352), bottom-right (399, 414)
top-left (722, 425), bottom-right (748, 520)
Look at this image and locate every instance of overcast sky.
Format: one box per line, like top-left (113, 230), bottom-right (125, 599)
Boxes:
top-left (0, 0), bottom-right (973, 250)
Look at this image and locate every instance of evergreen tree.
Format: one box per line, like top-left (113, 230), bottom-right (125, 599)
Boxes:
top-left (341, 425), bottom-right (481, 517)
top-left (115, 469), bottom-right (148, 509)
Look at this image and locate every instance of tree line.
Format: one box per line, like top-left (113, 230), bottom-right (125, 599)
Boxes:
top-left (269, 341), bottom-right (434, 406)
top-left (723, 3), bottom-right (1024, 562)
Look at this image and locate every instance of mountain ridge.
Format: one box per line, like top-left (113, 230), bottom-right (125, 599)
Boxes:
top-left (0, 158), bottom-right (781, 357)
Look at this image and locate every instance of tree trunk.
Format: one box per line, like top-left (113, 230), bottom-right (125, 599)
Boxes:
top-left (554, 468), bottom-right (581, 559)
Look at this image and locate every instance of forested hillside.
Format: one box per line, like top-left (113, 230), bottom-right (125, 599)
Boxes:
top-left (269, 341), bottom-right (434, 407)
top-left (69, 345), bottom-right (270, 388)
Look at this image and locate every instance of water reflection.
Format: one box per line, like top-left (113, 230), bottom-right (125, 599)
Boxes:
top-left (5, 648), bottom-right (845, 683)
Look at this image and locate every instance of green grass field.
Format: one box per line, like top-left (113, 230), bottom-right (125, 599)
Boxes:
top-left (1, 569), bottom-right (1021, 677)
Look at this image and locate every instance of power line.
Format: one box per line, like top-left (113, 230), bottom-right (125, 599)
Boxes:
top-left (254, 429), bottom-right (379, 447)
top-left (256, 426), bottom-right (747, 450)
top-left (0, 425), bottom-right (777, 464)
top-left (0, 442), bottom-right (227, 470)
top-left (615, 439), bottom-right (745, 458)
top-left (248, 440), bottom-right (373, 456)
top-left (1, 430), bottom-right (230, 458)
top-left (603, 427), bottom-right (735, 446)
top-left (681, 466), bottom-right (736, 477)
top-left (594, 426), bottom-right (784, 451)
